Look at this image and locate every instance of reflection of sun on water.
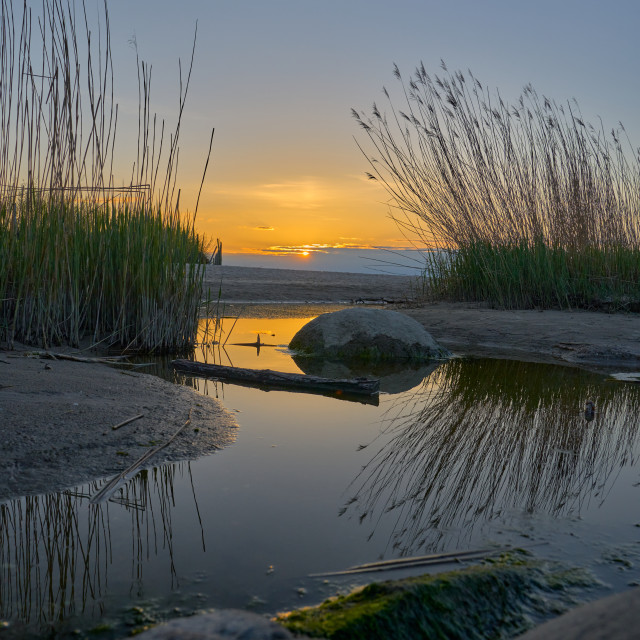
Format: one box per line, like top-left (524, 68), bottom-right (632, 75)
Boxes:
top-left (196, 316), bottom-right (315, 373)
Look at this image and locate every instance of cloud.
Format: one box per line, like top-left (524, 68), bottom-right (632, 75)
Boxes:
top-left (263, 245), bottom-right (329, 256)
top-left (227, 242), bottom-right (423, 257)
top-left (255, 226), bottom-right (275, 231)
top-left (210, 177), bottom-right (331, 210)
top-left (254, 179), bottom-right (326, 210)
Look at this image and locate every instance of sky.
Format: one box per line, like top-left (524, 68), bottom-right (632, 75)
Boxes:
top-left (43, 1), bottom-right (640, 271)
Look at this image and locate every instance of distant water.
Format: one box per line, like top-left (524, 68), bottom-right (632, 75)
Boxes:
top-left (223, 247), bottom-right (428, 275)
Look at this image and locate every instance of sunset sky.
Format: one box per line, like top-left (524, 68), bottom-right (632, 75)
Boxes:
top-left (102, 0), bottom-right (639, 271)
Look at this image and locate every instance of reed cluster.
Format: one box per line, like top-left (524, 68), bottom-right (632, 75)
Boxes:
top-left (354, 63), bottom-right (640, 309)
top-left (0, 0), bottom-right (213, 351)
top-left (1, 196), bottom-right (205, 350)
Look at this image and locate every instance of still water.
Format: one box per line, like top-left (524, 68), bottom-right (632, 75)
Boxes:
top-left (2, 310), bottom-right (640, 637)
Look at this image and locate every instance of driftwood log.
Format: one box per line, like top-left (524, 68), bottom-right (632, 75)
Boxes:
top-left (171, 360), bottom-right (380, 399)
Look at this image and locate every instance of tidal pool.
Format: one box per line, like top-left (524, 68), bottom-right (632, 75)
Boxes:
top-left (1, 310), bottom-right (639, 638)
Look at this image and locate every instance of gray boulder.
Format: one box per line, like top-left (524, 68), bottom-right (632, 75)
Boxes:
top-left (518, 586), bottom-right (640, 639)
top-left (134, 609), bottom-right (308, 640)
top-left (289, 308), bottom-right (450, 362)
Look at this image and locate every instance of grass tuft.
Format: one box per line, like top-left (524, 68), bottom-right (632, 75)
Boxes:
top-left (354, 64), bottom-right (640, 309)
top-left (1, 196), bottom-right (205, 351)
top-left (0, 1), bottom-right (214, 352)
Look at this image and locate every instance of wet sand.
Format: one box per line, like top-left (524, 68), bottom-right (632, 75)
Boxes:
top-left (401, 303), bottom-right (640, 372)
top-left (0, 348), bottom-right (237, 501)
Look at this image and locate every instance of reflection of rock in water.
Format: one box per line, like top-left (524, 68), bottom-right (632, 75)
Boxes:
top-left (342, 359), bottom-right (640, 556)
top-left (292, 356), bottom-right (442, 395)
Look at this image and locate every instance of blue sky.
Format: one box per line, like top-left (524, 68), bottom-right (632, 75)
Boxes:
top-left (44, 1), bottom-right (640, 270)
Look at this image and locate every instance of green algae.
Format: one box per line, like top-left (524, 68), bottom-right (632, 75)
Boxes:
top-left (277, 553), bottom-right (597, 640)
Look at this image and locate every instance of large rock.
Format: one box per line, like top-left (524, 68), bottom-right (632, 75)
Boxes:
top-left (288, 308), bottom-right (450, 362)
top-left (276, 553), bottom-right (599, 640)
top-left (517, 586), bottom-right (640, 640)
top-left (134, 610), bottom-right (308, 639)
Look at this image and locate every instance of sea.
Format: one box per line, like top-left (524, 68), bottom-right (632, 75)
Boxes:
top-left (223, 247), bottom-right (429, 275)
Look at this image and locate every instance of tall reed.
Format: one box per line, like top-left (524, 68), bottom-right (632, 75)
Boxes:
top-left (353, 63), bottom-right (640, 309)
top-left (0, 0), bottom-right (214, 350)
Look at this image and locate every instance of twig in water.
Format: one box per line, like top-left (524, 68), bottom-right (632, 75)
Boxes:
top-left (309, 548), bottom-right (498, 577)
top-left (222, 308), bottom-right (244, 347)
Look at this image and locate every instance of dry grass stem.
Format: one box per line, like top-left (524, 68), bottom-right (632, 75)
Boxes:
top-left (1, 1), bottom-right (215, 351)
top-left (354, 63), bottom-right (640, 309)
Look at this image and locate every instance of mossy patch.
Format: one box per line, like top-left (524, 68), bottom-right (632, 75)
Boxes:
top-left (276, 552), bottom-right (597, 639)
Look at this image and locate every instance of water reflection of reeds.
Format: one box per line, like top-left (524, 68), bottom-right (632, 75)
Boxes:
top-left (0, 482), bottom-right (109, 628)
top-left (344, 359), bottom-right (640, 555)
top-left (0, 463), bottom-right (199, 632)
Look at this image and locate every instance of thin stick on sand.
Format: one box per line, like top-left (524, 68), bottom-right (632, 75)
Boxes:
top-left (111, 413), bottom-right (145, 431)
top-left (14, 351), bottom-right (131, 364)
top-left (90, 409), bottom-right (192, 504)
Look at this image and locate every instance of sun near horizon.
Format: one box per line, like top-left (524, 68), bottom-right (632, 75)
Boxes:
top-left (97, 0), bottom-right (640, 273)
top-left (190, 171), bottom-right (415, 261)
top-left (184, 168), bottom-right (425, 271)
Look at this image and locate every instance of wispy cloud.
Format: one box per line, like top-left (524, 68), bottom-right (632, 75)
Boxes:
top-left (254, 178), bottom-right (326, 210)
top-left (263, 244), bottom-right (330, 256)
top-left (255, 226), bottom-right (275, 231)
top-left (227, 242), bottom-right (425, 257)
top-left (210, 177), bottom-right (331, 210)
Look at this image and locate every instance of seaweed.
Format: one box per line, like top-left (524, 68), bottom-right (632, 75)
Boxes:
top-left (277, 552), bottom-right (598, 639)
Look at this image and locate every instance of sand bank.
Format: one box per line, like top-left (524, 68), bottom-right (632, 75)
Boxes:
top-left (205, 264), bottom-right (419, 303)
top-left (0, 346), bottom-right (237, 502)
top-left (401, 303), bottom-right (640, 372)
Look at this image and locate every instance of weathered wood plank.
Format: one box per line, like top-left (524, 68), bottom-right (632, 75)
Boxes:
top-left (171, 359), bottom-right (380, 397)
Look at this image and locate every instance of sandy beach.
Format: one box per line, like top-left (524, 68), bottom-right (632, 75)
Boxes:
top-left (204, 264), bottom-right (419, 303)
top-left (400, 302), bottom-right (640, 371)
top-left (209, 264), bottom-right (640, 372)
top-left (2, 265), bottom-right (640, 501)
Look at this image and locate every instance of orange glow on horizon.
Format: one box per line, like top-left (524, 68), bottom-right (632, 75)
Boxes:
top-left (219, 240), bottom-right (431, 258)
top-left (191, 172), bottom-right (417, 254)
